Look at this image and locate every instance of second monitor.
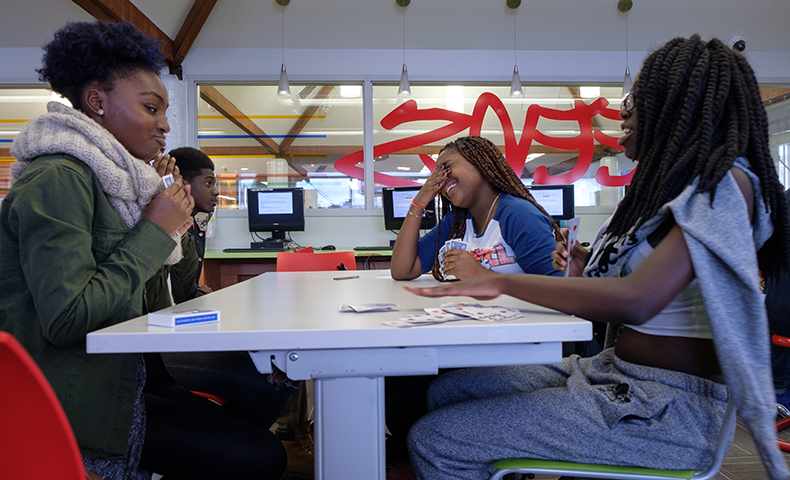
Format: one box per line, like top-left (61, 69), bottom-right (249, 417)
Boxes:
top-left (526, 184), bottom-right (575, 220)
top-left (247, 187), bottom-right (305, 245)
top-left (382, 186), bottom-right (437, 230)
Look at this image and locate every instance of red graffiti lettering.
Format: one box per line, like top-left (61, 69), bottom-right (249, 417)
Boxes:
top-left (333, 93), bottom-right (635, 188)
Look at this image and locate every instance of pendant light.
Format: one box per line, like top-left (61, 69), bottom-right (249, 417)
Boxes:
top-left (618, 0), bottom-right (633, 96)
top-left (508, 0), bottom-right (523, 97)
top-left (277, 0), bottom-right (291, 96)
top-left (397, 0), bottom-right (411, 96)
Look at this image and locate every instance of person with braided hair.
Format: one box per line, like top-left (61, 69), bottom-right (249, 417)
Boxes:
top-left (403, 35), bottom-right (790, 480)
top-left (391, 135), bottom-right (563, 282)
top-left (386, 136), bottom-right (595, 476)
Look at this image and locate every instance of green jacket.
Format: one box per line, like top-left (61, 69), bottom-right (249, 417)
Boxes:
top-left (170, 231), bottom-right (202, 304)
top-left (0, 154), bottom-right (175, 459)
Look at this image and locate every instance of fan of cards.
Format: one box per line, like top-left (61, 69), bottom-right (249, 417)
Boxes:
top-left (439, 239), bottom-right (469, 280)
top-left (383, 303), bottom-right (524, 328)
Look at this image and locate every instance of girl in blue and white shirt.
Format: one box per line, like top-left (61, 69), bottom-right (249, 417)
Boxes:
top-left (391, 135), bottom-right (563, 281)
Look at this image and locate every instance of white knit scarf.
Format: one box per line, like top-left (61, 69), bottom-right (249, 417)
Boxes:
top-left (11, 101), bottom-right (182, 265)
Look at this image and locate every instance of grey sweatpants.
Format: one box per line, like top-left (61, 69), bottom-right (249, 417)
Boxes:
top-left (407, 349), bottom-right (732, 480)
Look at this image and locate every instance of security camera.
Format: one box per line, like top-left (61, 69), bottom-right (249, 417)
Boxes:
top-left (728, 35), bottom-right (747, 52)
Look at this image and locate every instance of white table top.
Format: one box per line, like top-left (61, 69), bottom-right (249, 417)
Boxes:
top-left (87, 270), bottom-right (591, 354)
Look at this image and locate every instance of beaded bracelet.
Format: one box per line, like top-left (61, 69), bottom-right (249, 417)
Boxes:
top-left (407, 208), bottom-right (423, 218)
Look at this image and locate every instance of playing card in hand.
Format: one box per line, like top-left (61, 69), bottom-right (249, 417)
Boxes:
top-left (447, 239), bottom-right (468, 251)
top-left (162, 173), bottom-right (174, 188)
top-left (565, 217), bottom-right (580, 277)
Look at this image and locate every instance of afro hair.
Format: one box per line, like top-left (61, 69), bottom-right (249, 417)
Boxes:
top-left (38, 21), bottom-right (165, 111)
top-left (168, 147), bottom-right (215, 181)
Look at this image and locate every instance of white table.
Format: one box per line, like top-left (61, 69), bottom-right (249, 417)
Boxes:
top-left (87, 270), bottom-right (591, 480)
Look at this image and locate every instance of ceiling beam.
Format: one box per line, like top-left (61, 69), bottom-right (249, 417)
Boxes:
top-left (279, 85), bottom-right (335, 153)
top-left (173, 0), bottom-right (217, 66)
top-left (199, 86), bottom-right (308, 176)
top-left (71, 0), bottom-right (175, 63)
top-left (762, 88), bottom-right (790, 106)
top-left (199, 86), bottom-right (281, 155)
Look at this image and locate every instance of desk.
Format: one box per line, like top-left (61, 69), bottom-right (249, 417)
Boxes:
top-left (87, 270), bottom-right (590, 480)
top-left (203, 249), bottom-right (393, 290)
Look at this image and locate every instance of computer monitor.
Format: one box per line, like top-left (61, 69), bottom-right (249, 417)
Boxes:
top-left (526, 184), bottom-right (575, 220)
top-left (247, 187), bottom-right (305, 243)
top-left (382, 186), bottom-right (437, 230)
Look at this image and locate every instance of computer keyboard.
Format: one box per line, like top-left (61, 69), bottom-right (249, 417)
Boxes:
top-left (353, 246), bottom-right (393, 251)
top-left (223, 247), bottom-right (285, 253)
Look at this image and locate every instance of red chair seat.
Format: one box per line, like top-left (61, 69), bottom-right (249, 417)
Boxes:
top-left (276, 251), bottom-right (357, 272)
top-left (0, 332), bottom-right (85, 479)
top-left (772, 334), bottom-right (790, 453)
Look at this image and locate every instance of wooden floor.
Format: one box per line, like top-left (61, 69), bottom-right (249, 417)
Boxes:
top-left (712, 416), bottom-right (790, 480)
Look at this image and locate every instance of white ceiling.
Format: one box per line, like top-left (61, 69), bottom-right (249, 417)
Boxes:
top-left (1, 0), bottom-right (789, 55)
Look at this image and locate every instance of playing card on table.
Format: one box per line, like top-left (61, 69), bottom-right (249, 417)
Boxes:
top-left (340, 303), bottom-right (398, 312)
top-left (382, 320), bottom-right (414, 328)
top-left (440, 302), bottom-right (484, 312)
top-left (422, 308), bottom-right (466, 321)
top-left (440, 303), bottom-right (523, 322)
top-left (399, 314), bottom-right (450, 325)
top-left (383, 314), bottom-right (448, 328)
top-left (460, 306), bottom-right (523, 322)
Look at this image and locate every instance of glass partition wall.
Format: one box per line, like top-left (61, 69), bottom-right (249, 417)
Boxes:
top-left (197, 82), bottom-right (790, 213)
top-left (0, 87), bottom-right (68, 201)
top-left (197, 82), bottom-right (639, 212)
top-left (1, 83), bottom-right (789, 204)
top-left (196, 83), bottom-right (365, 211)
top-left (766, 92), bottom-right (790, 187)
top-left (369, 84), bottom-right (635, 209)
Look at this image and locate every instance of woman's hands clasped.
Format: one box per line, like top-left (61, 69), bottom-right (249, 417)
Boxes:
top-left (142, 182), bottom-right (194, 236)
top-left (150, 151), bottom-right (181, 183)
top-left (145, 151), bottom-right (193, 236)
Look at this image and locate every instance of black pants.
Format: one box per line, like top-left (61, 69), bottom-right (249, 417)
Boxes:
top-left (160, 351), bottom-right (293, 429)
top-left (385, 371), bottom-right (452, 466)
top-left (139, 381), bottom-right (287, 480)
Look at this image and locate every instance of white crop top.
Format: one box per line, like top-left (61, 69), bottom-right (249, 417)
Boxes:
top-left (621, 237), bottom-right (712, 339)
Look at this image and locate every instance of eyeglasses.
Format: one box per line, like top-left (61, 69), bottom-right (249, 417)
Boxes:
top-left (622, 91), bottom-right (637, 113)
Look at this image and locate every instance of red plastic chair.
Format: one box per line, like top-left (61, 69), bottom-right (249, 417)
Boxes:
top-left (0, 332), bottom-right (85, 479)
top-left (772, 334), bottom-right (790, 452)
top-left (276, 251), bottom-right (357, 272)
top-left (294, 246), bottom-right (315, 253)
